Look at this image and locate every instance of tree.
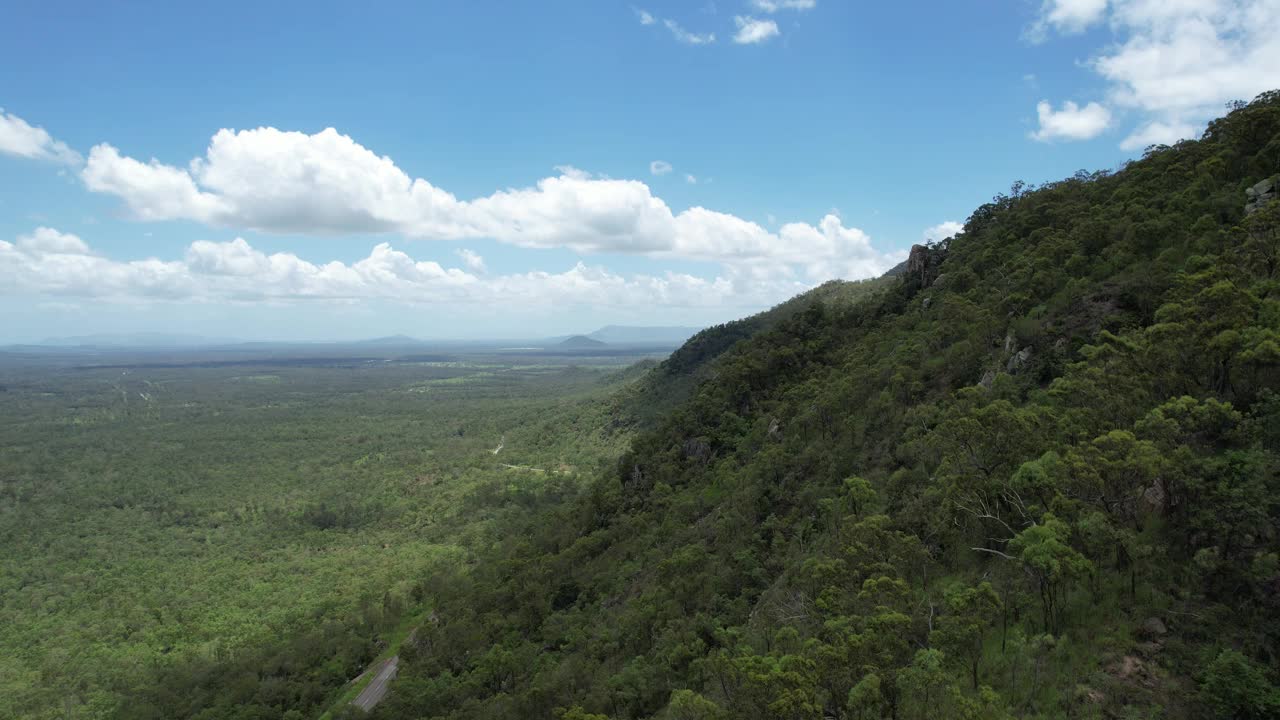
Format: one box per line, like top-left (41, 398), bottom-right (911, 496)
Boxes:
top-left (931, 582), bottom-right (1001, 689)
top-left (1007, 515), bottom-right (1093, 634)
top-left (1200, 650), bottom-right (1280, 719)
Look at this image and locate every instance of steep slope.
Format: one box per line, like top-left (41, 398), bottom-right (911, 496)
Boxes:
top-left (373, 92), bottom-right (1280, 720)
top-left (613, 277), bottom-right (894, 429)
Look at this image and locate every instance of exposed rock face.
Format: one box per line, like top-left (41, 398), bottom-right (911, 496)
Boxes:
top-left (1007, 346), bottom-right (1033, 373)
top-left (978, 369), bottom-right (996, 390)
top-left (921, 296), bottom-right (933, 310)
top-left (626, 463), bottom-right (646, 492)
top-left (683, 437), bottom-right (711, 462)
top-left (1246, 176), bottom-right (1277, 214)
top-left (1141, 478), bottom-right (1167, 514)
top-left (767, 417), bottom-right (782, 441)
top-left (904, 243), bottom-right (946, 289)
top-left (906, 244), bottom-right (931, 282)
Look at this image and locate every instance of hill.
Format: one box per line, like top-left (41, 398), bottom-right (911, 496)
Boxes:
top-left (352, 334), bottom-right (423, 346)
top-left (559, 335), bottom-right (609, 349)
top-left (365, 92), bottom-right (1280, 720)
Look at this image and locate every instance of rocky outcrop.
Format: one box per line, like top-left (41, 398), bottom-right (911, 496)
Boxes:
top-left (1140, 478), bottom-right (1167, 514)
top-left (683, 437), bottom-right (711, 462)
top-left (1140, 617), bottom-right (1168, 639)
top-left (767, 417), bottom-right (782, 441)
top-left (1006, 346), bottom-right (1033, 373)
top-left (904, 243), bottom-right (947, 289)
top-left (905, 244), bottom-right (931, 282)
top-left (1246, 176), bottom-right (1277, 214)
top-left (978, 369), bottom-right (996, 390)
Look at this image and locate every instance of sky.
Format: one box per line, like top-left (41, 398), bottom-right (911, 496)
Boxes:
top-left (2, 0), bottom-right (1278, 342)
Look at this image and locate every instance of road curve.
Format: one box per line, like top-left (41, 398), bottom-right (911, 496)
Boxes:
top-left (352, 656), bottom-right (399, 712)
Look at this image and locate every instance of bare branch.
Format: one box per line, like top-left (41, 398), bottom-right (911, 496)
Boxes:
top-left (971, 547), bottom-right (1018, 561)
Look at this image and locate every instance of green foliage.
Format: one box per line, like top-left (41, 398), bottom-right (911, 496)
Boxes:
top-left (12, 92), bottom-right (1280, 719)
top-left (1200, 650), bottom-right (1280, 719)
top-left (365, 92), bottom-right (1280, 720)
top-left (0, 354), bottom-right (643, 719)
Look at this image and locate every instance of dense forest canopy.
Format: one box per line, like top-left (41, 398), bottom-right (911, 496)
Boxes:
top-left (7, 92), bottom-right (1280, 720)
top-left (350, 92), bottom-right (1278, 720)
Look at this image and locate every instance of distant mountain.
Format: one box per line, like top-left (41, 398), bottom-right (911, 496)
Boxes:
top-left (585, 325), bottom-right (702, 345)
top-left (352, 334), bottom-right (422, 346)
top-left (37, 332), bottom-right (238, 348)
top-left (558, 335), bottom-right (608, 349)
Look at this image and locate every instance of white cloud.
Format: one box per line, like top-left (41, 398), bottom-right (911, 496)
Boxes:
top-left (552, 164), bottom-right (593, 181)
top-left (0, 109), bottom-right (82, 166)
top-left (650, 159), bottom-right (673, 175)
top-left (1117, 119), bottom-right (1200, 150)
top-left (733, 16), bottom-right (780, 44)
top-left (455, 248), bottom-right (487, 273)
top-left (82, 143), bottom-right (229, 222)
top-left (17, 227), bottom-right (92, 255)
top-left (77, 124), bottom-right (900, 278)
top-left (634, 7), bottom-right (656, 25)
top-left (1, 229), bottom-right (852, 311)
top-left (922, 220), bottom-right (963, 242)
top-left (750, 0), bottom-right (816, 12)
top-left (685, 174), bottom-right (698, 184)
top-left (1029, 0), bottom-right (1109, 38)
top-left (664, 19), bottom-right (716, 44)
top-left (1031, 0), bottom-right (1280, 149)
top-left (1030, 99), bottom-right (1112, 141)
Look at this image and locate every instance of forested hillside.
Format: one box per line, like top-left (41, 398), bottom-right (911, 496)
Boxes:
top-left (366, 93), bottom-right (1280, 719)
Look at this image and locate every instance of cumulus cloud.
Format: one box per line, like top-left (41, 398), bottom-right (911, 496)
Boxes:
top-left (77, 124), bottom-right (901, 278)
top-left (1030, 0), bottom-right (1280, 149)
top-left (0, 229), bottom-right (838, 311)
top-left (17, 227), bottom-right (93, 255)
top-left (664, 19), bottom-right (716, 44)
top-left (634, 7), bottom-right (656, 25)
top-left (1028, 0), bottom-right (1108, 39)
top-left (650, 159), bottom-right (673, 175)
top-left (1117, 119), bottom-right (1200, 151)
top-left (455, 248), bottom-right (487, 273)
top-left (1031, 99), bottom-right (1112, 141)
top-left (733, 16), bottom-right (780, 44)
top-left (685, 174), bottom-right (698, 184)
top-left (0, 109), bottom-right (82, 165)
top-left (750, 0), bottom-right (816, 12)
top-left (923, 220), bottom-right (963, 242)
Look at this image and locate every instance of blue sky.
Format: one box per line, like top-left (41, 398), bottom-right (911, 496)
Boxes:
top-left (2, 0), bottom-right (1277, 342)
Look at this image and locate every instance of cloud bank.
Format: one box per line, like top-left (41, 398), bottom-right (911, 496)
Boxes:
top-left (0, 228), bottom-right (834, 310)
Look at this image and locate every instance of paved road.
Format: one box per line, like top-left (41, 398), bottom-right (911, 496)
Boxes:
top-left (352, 656), bottom-right (399, 712)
